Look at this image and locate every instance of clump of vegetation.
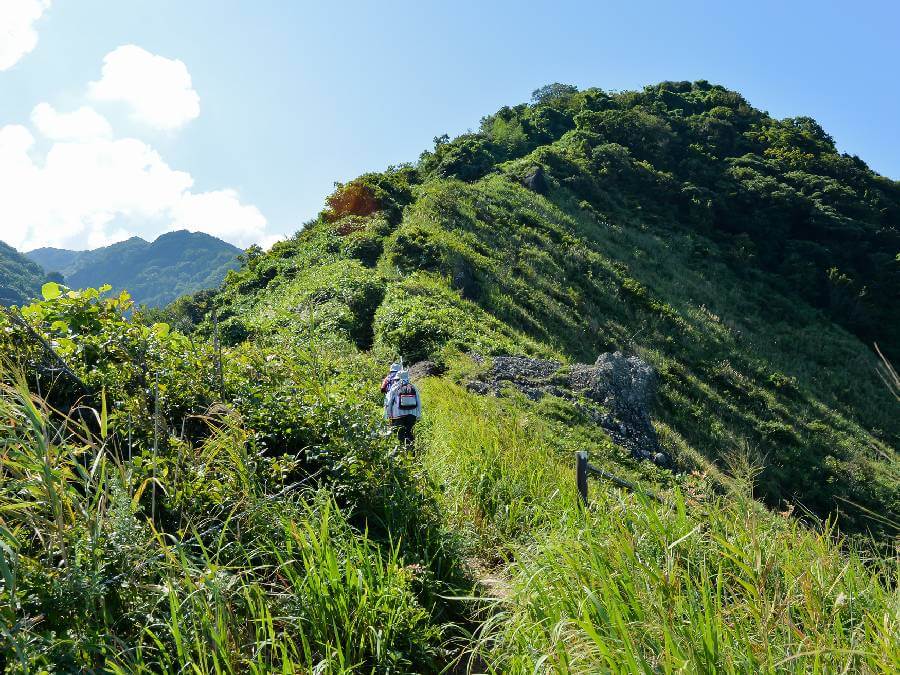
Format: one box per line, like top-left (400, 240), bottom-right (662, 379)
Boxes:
top-left (324, 181), bottom-right (381, 222)
top-left (0, 285), bottom-right (467, 672)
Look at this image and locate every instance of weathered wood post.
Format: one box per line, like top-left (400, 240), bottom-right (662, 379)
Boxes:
top-left (576, 450), bottom-right (589, 506)
top-left (211, 306), bottom-right (225, 398)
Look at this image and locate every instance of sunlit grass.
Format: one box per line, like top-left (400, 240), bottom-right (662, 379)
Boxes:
top-left (417, 377), bottom-right (900, 674)
top-left (0, 375), bottom-right (448, 673)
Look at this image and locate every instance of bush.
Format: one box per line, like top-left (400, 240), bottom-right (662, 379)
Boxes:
top-left (324, 181), bottom-right (380, 221)
top-left (218, 315), bottom-right (250, 345)
top-left (341, 231), bottom-right (384, 267)
top-left (431, 135), bottom-right (499, 181)
top-left (373, 274), bottom-right (524, 363)
top-left (386, 225), bottom-right (444, 272)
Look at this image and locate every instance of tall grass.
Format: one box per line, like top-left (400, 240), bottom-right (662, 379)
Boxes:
top-left (417, 379), bottom-right (581, 559)
top-left (417, 378), bottom-right (900, 674)
top-left (477, 491), bottom-right (898, 673)
top-left (0, 374), bottom-right (449, 673)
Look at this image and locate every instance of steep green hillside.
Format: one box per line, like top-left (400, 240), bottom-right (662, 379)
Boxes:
top-left (26, 230), bottom-right (242, 307)
top-left (209, 81), bottom-right (898, 536)
top-left (1, 81), bottom-right (897, 673)
top-left (0, 241), bottom-right (48, 306)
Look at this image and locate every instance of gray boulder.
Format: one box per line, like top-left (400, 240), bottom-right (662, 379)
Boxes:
top-left (471, 352), bottom-right (665, 464)
top-left (408, 360), bottom-right (443, 382)
top-left (521, 165), bottom-right (548, 194)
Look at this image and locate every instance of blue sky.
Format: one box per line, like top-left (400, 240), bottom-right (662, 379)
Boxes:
top-left (1, 0), bottom-right (898, 251)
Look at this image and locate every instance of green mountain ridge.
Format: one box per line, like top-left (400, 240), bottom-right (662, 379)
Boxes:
top-left (205, 80), bottom-right (898, 535)
top-left (0, 80), bottom-right (897, 672)
top-left (26, 230), bottom-right (243, 307)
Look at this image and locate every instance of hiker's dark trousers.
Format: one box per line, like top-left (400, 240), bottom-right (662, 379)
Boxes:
top-left (389, 415), bottom-right (417, 444)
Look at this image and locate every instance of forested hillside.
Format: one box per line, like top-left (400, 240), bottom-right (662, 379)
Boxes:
top-left (1, 81), bottom-right (897, 673)
top-left (26, 230), bottom-right (242, 307)
top-left (0, 241), bottom-right (50, 306)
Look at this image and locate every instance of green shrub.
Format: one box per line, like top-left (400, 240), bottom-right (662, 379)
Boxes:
top-left (372, 274), bottom-right (530, 363)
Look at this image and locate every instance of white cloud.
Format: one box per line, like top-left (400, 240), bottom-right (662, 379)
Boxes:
top-left (0, 0), bottom-right (50, 71)
top-left (258, 233), bottom-right (287, 251)
top-left (171, 190), bottom-right (268, 248)
top-left (0, 124), bottom-right (271, 251)
top-left (32, 103), bottom-right (113, 140)
top-left (0, 44), bottom-right (279, 252)
top-left (88, 45), bottom-right (200, 130)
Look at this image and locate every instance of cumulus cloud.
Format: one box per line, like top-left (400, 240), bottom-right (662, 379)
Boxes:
top-left (88, 45), bottom-right (200, 130)
top-left (0, 122), bottom-right (271, 251)
top-left (170, 190), bottom-right (268, 248)
top-left (0, 0), bottom-right (50, 70)
top-left (0, 44), bottom-right (278, 251)
top-left (31, 103), bottom-right (113, 140)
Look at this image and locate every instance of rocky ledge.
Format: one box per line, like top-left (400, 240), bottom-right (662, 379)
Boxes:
top-left (468, 351), bottom-right (669, 466)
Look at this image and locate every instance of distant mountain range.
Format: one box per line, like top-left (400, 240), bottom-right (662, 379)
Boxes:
top-left (0, 230), bottom-right (243, 308)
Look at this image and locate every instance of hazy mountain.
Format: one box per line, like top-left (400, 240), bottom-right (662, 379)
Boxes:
top-left (27, 230), bottom-right (243, 307)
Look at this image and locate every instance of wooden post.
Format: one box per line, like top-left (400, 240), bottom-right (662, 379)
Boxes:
top-left (211, 306), bottom-right (225, 398)
top-left (152, 374), bottom-right (159, 521)
top-left (576, 451), bottom-right (589, 506)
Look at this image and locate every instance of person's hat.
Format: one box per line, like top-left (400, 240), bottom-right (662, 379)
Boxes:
top-left (390, 363), bottom-right (401, 372)
top-left (398, 370), bottom-right (410, 383)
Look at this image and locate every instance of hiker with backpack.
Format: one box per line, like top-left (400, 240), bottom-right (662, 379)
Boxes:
top-left (381, 362), bottom-right (401, 394)
top-left (384, 370), bottom-right (421, 445)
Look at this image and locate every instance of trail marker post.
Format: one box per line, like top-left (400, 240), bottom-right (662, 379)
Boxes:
top-left (576, 450), bottom-right (589, 506)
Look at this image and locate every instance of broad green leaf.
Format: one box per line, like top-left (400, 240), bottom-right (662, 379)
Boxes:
top-left (55, 337), bottom-right (76, 354)
top-left (41, 282), bottom-right (61, 300)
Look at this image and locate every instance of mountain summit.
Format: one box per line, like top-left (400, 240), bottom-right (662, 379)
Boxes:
top-left (207, 80), bottom-right (898, 535)
top-left (0, 241), bottom-right (49, 305)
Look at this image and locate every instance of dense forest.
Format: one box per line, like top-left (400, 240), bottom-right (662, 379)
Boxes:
top-left (26, 230), bottom-right (242, 307)
top-left (0, 81), bottom-right (897, 673)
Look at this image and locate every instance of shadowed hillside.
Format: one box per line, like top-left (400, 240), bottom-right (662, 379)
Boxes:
top-left (0, 241), bottom-right (50, 306)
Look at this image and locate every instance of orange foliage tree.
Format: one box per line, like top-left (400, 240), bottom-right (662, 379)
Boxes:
top-left (324, 182), bottom-right (379, 222)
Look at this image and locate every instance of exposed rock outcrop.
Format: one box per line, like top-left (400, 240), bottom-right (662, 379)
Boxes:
top-left (468, 352), bottom-right (667, 465)
top-left (408, 360), bottom-right (444, 382)
top-left (520, 165), bottom-right (548, 194)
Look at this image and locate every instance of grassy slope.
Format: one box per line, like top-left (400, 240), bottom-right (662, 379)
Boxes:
top-left (219, 170), bottom-right (897, 538)
top-left (419, 379), bottom-right (898, 673)
top-left (402, 176), bottom-right (898, 528)
top-left (199, 81), bottom-right (899, 669)
top-left (192, 149), bottom-right (899, 671)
